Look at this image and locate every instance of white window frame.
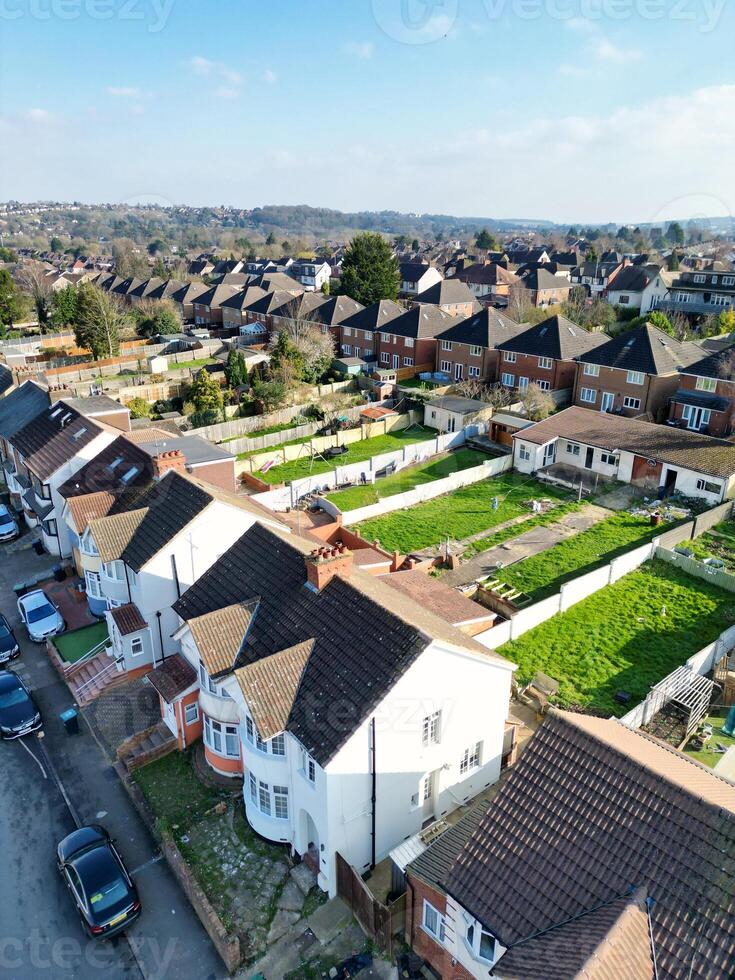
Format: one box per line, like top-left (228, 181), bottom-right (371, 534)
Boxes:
top-left (566, 442), bottom-right (581, 457)
top-left (696, 477), bottom-right (722, 495)
top-left (422, 900), bottom-right (446, 943)
top-left (85, 570), bottom-right (102, 598)
top-left (422, 710), bottom-right (441, 747)
top-left (583, 363), bottom-right (600, 377)
top-left (130, 636), bottom-right (144, 657)
top-left (538, 356), bottom-right (552, 370)
top-left (501, 372), bottom-right (515, 387)
top-left (440, 360), bottom-right (451, 373)
top-left (441, 340), bottom-right (453, 351)
top-left (623, 396), bottom-right (641, 410)
top-left (184, 701), bottom-right (199, 725)
top-left (579, 387), bottom-right (597, 404)
top-left (273, 785), bottom-right (289, 820)
top-left (301, 749), bottom-right (316, 783)
top-left (468, 366), bottom-right (480, 378)
top-left (459, 741), bottom-right (482, 775)
top-left (518, 443), bottom-right (531, 462)
top-left (695, 376), bottom-right (717, 392)
top-left (600, 452), bottom-right (619, 466)
top-left (537, 380), bottom-right (551, 391)
top-left (403, 356), bottom-right (414, 367)
top-left (405, 336), bottom-right (414, 348)
top-left (626, 370), bottom-right (645, 385)
top-left (204, 715), bottom-right (240, 758)
top-left (469, 345), bottom-right (482, 357)
top-left (503, 351), bottom-right (517, 363)
top-left (342, 344), bottom-right (352, 356)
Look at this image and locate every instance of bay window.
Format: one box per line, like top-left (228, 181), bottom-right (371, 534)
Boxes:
top-left (203, 715), bottom-right (239, 758)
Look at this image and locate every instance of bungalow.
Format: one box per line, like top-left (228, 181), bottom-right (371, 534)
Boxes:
top-left (435, 710), bottom-right (735, 979)
top-left (339, 299), bottom-right (404, 362)
top-left (164, 524), bottom-right (515, 895)
top-left (497, 314), bottom-right (608, 399)
top-left (573, 322), bottom-right (703, 421)
top-left (378, 305), bottom-right (460, 379)
top-left (434, 309), bottom-right (528, 384)
top-left (512, 405), bottom-right (735, 504)
top-left (670, 344), bottom-right (735, 436)
top-left (399, 262), bottom-right (443, 298)
top-left (414, 280), bottom-right (478, 319)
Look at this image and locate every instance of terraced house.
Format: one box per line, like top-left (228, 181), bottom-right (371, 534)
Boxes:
top-left (162, 525), bottom-right (515, 896)
top-left (433, 308), bottom-right (528, 384)
top-left (574, 322), bottom-right (703, 421)
top-left (338, 299), bottom-right (404, 362)
top-left (378, 304), bottom-right (460, 379)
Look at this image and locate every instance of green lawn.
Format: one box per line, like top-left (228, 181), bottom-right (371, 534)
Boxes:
top-left (54, 621), bottom-right (109, 664)
top-left (495, 513), bottom-right (674, 601)
top-left (464, 501), bottom-right (583, 557)
top-left (500, 560), bottom-right (734, 716)
top-left (683, 713), bottom-right (735, 767)
top-left (356, 472), bottom-right (572, 553)
top-left (222, 418), bottom-right (308, 444)
top-left (171, 358), bottom-right (219, 370)
top-left (325, 448), bottom-right (486, 511)
top-left (133, 748), bottom-right (224, 835)
top-left (688, 521), bottom-right (735, 570)
top-left (252, 424), bottom-right (438, 484)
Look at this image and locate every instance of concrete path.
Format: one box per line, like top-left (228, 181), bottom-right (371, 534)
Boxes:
top-left (443, 503), bottom-right (612, 586)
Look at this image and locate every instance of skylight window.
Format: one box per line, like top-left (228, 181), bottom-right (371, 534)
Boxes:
top-left (50, 407), bottom-right (63, 418)
top-left (71, 426), bottom-right (87, 441)
top-left (120, 466), bottom-right (139, 484)
top-left (107, 456), bottom-right (124, 471)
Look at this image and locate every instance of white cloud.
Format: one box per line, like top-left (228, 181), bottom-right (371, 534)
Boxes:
top-left (215, 86), bottom-right (239, 99)
top-left (220, 66), bottom-right (242, 85)
top-left (595, 39), bottom-right (642, 63)
top-left (263, 69), bottom-right (277, 84)
top-left (23, 108), bottom-right (52, 122)
top-left (106, 86), bottom-right (141, 98)
top-left (344, 41), bottom-right (374, 59)
top-left (190, 54), bottom-right (242, 95)
top-left (190, 55), bottom-right (214, 75)
top-left (565, 16), bottom-right (597, 33)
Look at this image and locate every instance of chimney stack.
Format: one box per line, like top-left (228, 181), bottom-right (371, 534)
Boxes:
top-left (152, 449), bottom-right (187, 480)
top-left (305, 544), bottom-right (353, 591)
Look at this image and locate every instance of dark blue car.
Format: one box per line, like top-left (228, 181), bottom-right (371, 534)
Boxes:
top-left (0, 670), bottom-right (41, 738)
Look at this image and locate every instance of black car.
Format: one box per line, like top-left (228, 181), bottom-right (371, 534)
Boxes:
top-left (0, 670), bottom-right (41, 739)
top-left (0, 613), bottom-right (20, 665)
top-left (57, 826), bottom-right (141, 938)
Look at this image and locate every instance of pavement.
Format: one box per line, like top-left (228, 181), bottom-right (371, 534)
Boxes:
top-left (0, 546), bottom-right (225, 980)
top-left (442, 502), bottom-right (612, 586)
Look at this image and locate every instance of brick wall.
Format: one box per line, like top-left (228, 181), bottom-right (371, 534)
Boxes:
top-left (436, 341), bottom-right (498, 383)
top-left (189, 458), bottom-right (237, 493)
top-left (573, 365), bottom-right (677, 421)
top-left (405, 875), bottom-right (475, 979)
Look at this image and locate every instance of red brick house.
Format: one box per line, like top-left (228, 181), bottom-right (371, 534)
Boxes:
top-left (518, 267), bottom-right (573, 307)
top-left (451, 262), bottom-right (521, 305)
top-left (377, 305), bottom-right (460, 379)
top-left (433, 309), bottom-right (528, 384)
top-left (413, 279), bottom-right (479, 318)
top-left (574, 322), bottom-right (703, 421)
top-left (669, 344), bottom-right (735, 435)
top-left (496, 314), bottom-right (608, 397)
top-left (192, 284), bottom-right (242, 327)
top-left (339, 299), bottom-right (404, 362)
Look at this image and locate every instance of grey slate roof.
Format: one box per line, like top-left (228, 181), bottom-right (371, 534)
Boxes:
top-left (58, 395), bottom-right (127, 418)
top-left (399, 261), bottom-right (432, 282)
top-left (680, 344), bottom-right (735, 382)
top-left (57, 434), bottom-right (152, 501)
top-left (406, 802), bottom-right (487, 892)
top-left (577, 323), bottom-right (704, 375)
top-left (520, 267), bottom-right (572, 292)
top-left (415, 279), bottom-right (476, 306)
top-left (134, 433), bottom-right (233, 466)
top-left (435, 308), bottom-right (527, 349)
top-left (498, 315), bottom-right (609, 361)
top-left (0, 381), bottom-right (49, 441)
top-left (670, 388), bottom-right (731, 413)
top-left (384, 304), bottom-right (460, 340)
top-left (0, 365), bottom-right (13, 395)
top-left (339, 299), bottom-right (405, 334)
top-left (11, 401), bottom-right (103, 481)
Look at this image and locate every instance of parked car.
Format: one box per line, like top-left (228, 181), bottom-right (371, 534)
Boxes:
top-left (0, 504), bottom-right (19, 542)
top-left (0, 670), bottom-right (42, 738)
top-left (57, 826), bottom-right (141, 938)
top-left (17, 589), bottom-right (64, 643)
top-left (0, 613), bottom-right (20, 664)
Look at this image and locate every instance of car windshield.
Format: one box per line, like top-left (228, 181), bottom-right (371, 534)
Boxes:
top-left (0, 517), bottom-right (14, 527)
top-left (26, 603), bottom-right (55, 624)
top-left (0, 687), bottom-right (27, 709)
top-left (88, 877), bottom-right (129, 913)
top-left (0, 623), bottom-right (10, 638)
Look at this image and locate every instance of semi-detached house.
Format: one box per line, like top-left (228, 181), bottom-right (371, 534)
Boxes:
top-left (378, 305), bottom-right (461, 380)
top-left (433, 309), bottom-right (528, 384)
top-left (339, 299), bottom-right (404, 363)
top-left (669, 344), bottom-right (735, 436)
top-left (160, 524), bottom-right (515, 896)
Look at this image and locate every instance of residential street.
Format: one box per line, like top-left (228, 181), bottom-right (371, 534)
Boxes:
top-left (0, 545), bottom-right (224, 980)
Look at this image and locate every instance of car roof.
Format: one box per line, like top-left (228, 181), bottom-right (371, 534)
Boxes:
top-left (0, 504), bottom-right (12, 517)
top-left (72, 844), bottom-right (123, 890)
top-left (0, 671), bottom-right (23, 692)
top-left (20, 590), bottom-right (51, 609)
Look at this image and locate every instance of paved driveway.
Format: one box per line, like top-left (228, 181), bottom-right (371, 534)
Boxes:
top-left (0, 545), bottom-right (224, 980)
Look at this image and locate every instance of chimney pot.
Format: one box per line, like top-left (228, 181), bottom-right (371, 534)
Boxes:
top-left (305, 544), bottom-right (353, 591)
top-left (152, 448), bottom-right (187, 480)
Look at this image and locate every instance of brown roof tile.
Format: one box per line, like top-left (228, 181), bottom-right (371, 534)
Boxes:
top-left (235, 640), bottom-right (312, 739)
top-left (110, 602), bottom-right (147, 636)
top-left (188, 600), bottom-right (259, 678)
top-left (146, 654), bottom-right (197, 702)
top-left (384, 570), bottom-right (494, 629)
top-left (88, 508), bottom-right (147, 562)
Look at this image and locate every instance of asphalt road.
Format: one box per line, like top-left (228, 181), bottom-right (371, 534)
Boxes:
top-left (0, 545), bottom-right (224, 980)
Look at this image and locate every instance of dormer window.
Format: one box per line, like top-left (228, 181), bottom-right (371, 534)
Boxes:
top-left (465, 920), bottom-right (499, 965)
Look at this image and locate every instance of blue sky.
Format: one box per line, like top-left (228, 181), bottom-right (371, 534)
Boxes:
top-left (1, 0), bottom-right (734, 224)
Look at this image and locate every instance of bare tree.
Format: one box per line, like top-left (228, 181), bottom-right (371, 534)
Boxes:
top-left (454, 378), bottom-right (514, 408)
top-left (17, 261), bottom-right (53, 331)
top-left (507, 284), bottom-right (534, 323)
top-left (520, 382), bottom-right (555, 421)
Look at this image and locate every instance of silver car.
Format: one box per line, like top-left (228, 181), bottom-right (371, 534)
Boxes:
top-left (0, 504), bottom-right (19, 542)
top-left (17, 589), bottom-right (64, 643)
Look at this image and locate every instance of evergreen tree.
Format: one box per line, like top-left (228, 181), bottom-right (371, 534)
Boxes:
top-left (338, 232), bottom-right (400, 305)
top-left (51, 284), bottom-right (79, 327)
top-left (0, 269), bottom-right (25, 328)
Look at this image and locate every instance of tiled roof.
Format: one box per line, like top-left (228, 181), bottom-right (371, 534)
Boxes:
top-left (146, 653), bottom-right (197, 703)
top-left (0, 365), bottom-right (13, 395)
top-left (57, 435), bottom-right (152, 501)
top-left (384, 570), bottom-right (493, 628)
top-left (445, 710), bottom-right (735, 980)
top-left (299, 294), bottom-right (364, 326)
top-left (406, 802), bottom-right (487, 892)
top-left (219, 285), bottom-right (268, 311)
top-left (521, 267), bottom-right (572, 292)
top-left (670, 388), bottom-right (731, 413)
top-left (415, 279), bottom-right (476, 306)
top-left (169, 281), bottom-right (209, 305)
top-left (577, 323), bottom-right (703, 375)
top-left (680, 344), bottom-right (735, 382)
top-left (88, 508), bottom-right (148, 562)
top-left (515, 405), bottom-right (735, 479)
top-left (0, 381), bottom-right (50, 441)
top-left (235, 639), bottom-right (312, 739)
top-left (494, 888), bottom-right (655, 980)
top-left (188, 600), bottom-right (259, 678)
top-left (339, 299), bottom-right (404, 334)
top-left (384, 304), bottom-right (460, 340)
top-left (498, 315), bottom-right (609, 361)
top-left (110, 602), bottom-right (148, 636)
top-left (11, 401), bottom-right (104, 481)
top-left (435, 308), bottom-right (527, 349)
top-left (66, 491), bottom-right (119, 531)
top-left (454, 262), bottom-right (520, 287)
top-left (59, 394), bottom-right (128, 419)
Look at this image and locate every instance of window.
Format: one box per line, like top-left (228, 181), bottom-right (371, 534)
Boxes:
top-left (184, 702), bottom-right (199, 725)
top-left (724, 276), bottom-right (735, 286)
top-left (503, 351), bottom-right (517, 363)
top-left (618, 294), bottom-right (630, 304)
top-left (583, 363), bottom-right (600, 377)
top-left (199, 661), bottom-right (207, 688)
top-left (468, 366), bottom-right (480, 378)
top-left (422, 771), bottom-right (434, 801)
top-left (301, 750), bottom-right (316, 783)
top-left (43, 519), bottom-right (58, 538)
top-left (466, 922), bottom-right (497, 964)
top-left (342, 344), bottom-right (352, 356)
top-left (469, 345), bottom-right (482, 357)
top-left (566, 442), bottom-right (581, 457)
top-left (422, 710), bottom-right (441, 746)
top-left (39, 482), bottom-right (51, 500)
top-left (403, 356), bottom-right (414, 367)
top-left (273, 785), bottom-right (289, 820)
top-left (249, 772), bottom-right (257, 804)
top-left (501, 372), bottom-right (515, 387)
top-left (537, 380), bottom-right (551, 391)
top-left (258, 780), bottom-right (271, 816)
top-left (422, 901), bottom-right (446, 943)
top-left (256, 731), bottom-right (268, 753)
top-left (623, 396), bottom-right (641, 410)
top-left (696, 478), bottom-right (722, 495)
top-left (204, 716), bottom-right (240, 758)
top-left (538, 356), bottom-right (552, 370)
top-left (121, 466), bottom-right (139, 484)
top-left (380, 332), bottom-right (390, 343)
top-left (518, 443), bottom-right (531, 462)
top-left (600, 452), bottom-right (618, 466)
top-left (626, 370), bottom-right (645, 385)
top-left (85, 570), bottom-right (101, 598)
top-left (580, 387), bottom-right (597, 404)
top-left (405, 337), bottom-right (414, 348)
top-left (460, 742), bottom-right (482, 775)
top-left (440, 360), bottom-right (451, 373)
top-left (694, 274), bottom-right (706, 283)
top-left (130, 636), bottom-right (144, 657)
top-left (696, 376), bottom-right (717, 392)
top-left (271, 733), bottom-right (286, 756)
top-left (343, 327), bottom-right (351, 337)
top-left (441, 340), bottom-right (453, 351)
top-left (380, 352), bottom-right (389, 364)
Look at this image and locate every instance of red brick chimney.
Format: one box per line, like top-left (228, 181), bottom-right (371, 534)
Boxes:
top-left (305, 544), bottom-right (353, 591)
top-left (152, 449), bottom-right (187, 480)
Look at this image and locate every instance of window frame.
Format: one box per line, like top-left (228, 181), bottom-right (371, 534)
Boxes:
top-left (695, 376), bottom-right (717, 392)
top-left (184, 701), bottom-right (199, 725)
top-left (538, 356), bottom-right (553, 370)
top-left (422, 900), bottom-right (446, 943)
top-left (583, 363), bottom-right (600, 377)
top-left (626, 370), bottom-right (645, 385)
top-left (422, 710), bottom-right (441, 747)
top-left (579, 387), bottom-right (597, 404)
top-left (459, 741), bottom-right (482, 775)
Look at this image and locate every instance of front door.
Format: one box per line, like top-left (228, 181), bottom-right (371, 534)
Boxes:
top-left (601, 392), bottom-right (614, 413)
top-left (584, 446), bottom-right (594, 469)
top-left (454, 362), bottom-right (463, 382)
top-left (518, 377), bottom-right (529, 391)
top-left (542, 442), bottom-right (556, 467)
top-left (392, 353), bottom-right (399, 370)
top-left (422, 770), bottom-right (438, 823)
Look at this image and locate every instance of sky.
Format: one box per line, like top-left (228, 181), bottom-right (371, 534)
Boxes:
top-left (1, 0), bottom-right (734, 225)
